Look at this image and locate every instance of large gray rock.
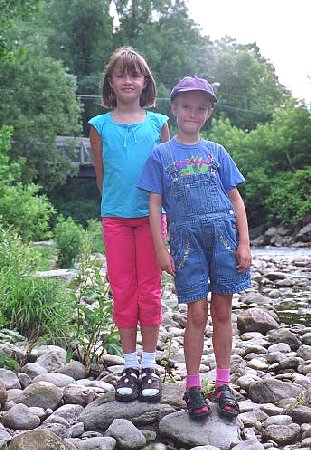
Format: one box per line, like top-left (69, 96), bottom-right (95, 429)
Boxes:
top-left (237, 308), bottom-right (279, 334)
top-left (159, 404), bottom-right (240, 450)
top-left (8, 429), bottom-right (73, 449)
top-left (248, 378), bottom-right (304, 403)
top-left (15, 381), bottom-right (63, 410)
top-left (80, 395), bottom-right (174, 431)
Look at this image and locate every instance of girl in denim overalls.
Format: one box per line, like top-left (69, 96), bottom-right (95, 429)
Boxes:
top-left (138, 76), bottom-right (252, 419)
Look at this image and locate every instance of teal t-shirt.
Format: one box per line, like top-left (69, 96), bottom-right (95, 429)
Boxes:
top-left (88, 111), bottom-right (169, 218)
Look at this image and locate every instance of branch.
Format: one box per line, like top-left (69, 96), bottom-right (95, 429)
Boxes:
top-left (285, 150), bottom-right (296, 173)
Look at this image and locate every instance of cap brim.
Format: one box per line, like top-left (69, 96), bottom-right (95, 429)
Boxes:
top-left (170, 87), bottom-right (217, 103)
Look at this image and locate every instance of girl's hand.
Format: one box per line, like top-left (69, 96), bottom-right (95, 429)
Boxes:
top-left (157, 247), bottom-right (175, 276)
top-left (236, 243), bottom-right (252, 272)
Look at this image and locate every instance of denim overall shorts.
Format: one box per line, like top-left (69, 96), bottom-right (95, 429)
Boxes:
top-left (162, 143), bottom-right (252, 304)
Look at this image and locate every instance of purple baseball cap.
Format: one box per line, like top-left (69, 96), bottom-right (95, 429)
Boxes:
top-left (170, 76), bottom-right (217, 103)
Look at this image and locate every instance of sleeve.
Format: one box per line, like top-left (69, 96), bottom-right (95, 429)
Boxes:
top-left (137, 148), bottom-right (164, 195)
top-left (149, 112), bottom-right (169, 133)
top-left (88, 115), bottom-right (105, 137)
top-left (216, 144), bottom-right (245, 192)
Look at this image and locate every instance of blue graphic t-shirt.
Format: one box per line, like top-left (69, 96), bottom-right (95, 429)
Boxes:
top-left (137, 138), bottom-right (245, 217)
top-left (88, 111), bottom-right (168, 218)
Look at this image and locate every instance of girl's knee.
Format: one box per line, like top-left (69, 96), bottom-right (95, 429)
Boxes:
top-left (187, 300), bottom-right (208, 328)
top-left (211, 305), bottom-right (232, 322)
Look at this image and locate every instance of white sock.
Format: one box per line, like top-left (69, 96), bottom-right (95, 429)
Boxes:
top-left (141, 351), bottom-right (156, 369)
top-left (123, 352), bottom-right (139, 369)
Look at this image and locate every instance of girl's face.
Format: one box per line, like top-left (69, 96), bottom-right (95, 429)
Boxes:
top-left (171, 91), bottom-right (214, 139)
top-left (109, 62), bottom-right (147, 105)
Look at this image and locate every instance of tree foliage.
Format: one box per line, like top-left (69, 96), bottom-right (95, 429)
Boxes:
top-left (0, 127), bottom-right (55, 242)
top-left (0, 0), bottom-right (40, 60)
top-left (0, 38), bottom-right (82, 187)
top-left (206, 38), bottom-right (290, 130)
top-left (208, 102), bottom-right (311, 227)
top-left (0, 0), bottom-right (310, 228)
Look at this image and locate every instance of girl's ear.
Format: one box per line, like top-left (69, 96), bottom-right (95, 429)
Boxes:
top-left (207, 106), bottom-right (214, 119)
top-left (143, 76), bottom-right (149, 89)
top-left (171, 102), bottom-right (177, 116)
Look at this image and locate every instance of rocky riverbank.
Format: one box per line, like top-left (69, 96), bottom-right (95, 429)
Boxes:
top-left (0, 248), bottom-right (310, 450)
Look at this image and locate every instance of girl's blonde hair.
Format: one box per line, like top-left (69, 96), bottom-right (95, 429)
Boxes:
top-left (102, 47), bottom-right (157, 108)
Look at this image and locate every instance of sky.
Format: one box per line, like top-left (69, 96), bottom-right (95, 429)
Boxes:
top-left (186, 0), bottom-right (311, 104)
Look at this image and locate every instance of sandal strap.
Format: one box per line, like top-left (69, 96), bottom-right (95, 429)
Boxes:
top-left (117, 368), bottom-right (139, 388)
top-left (141, 368), bottom-right (161, 390)
top-left (183, 387), bottom-right (207, 412)
top-left (215, 384), bottom-right (239, 410)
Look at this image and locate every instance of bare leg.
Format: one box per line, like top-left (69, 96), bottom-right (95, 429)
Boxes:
top-left (119, 327), bottom-right (137, 354)
top-left (184, 299), bottom-right (208, 374)
top-left (210, 293), bottom-right (239, 417)
top-left (183, 299), bottom-right (211, 418)
top-left (141, 325), bottom-right (160, 353)
top-left (210, 294), bottom-right (233, 368)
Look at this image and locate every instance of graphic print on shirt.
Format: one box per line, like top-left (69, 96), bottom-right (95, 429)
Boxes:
top-left (175, 155), bottom-right (214, 176)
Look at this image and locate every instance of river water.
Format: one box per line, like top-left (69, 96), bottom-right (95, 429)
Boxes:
top-left (251, 245), bottom-right (311, 260)
top-left (250, 246), bottom-right (311, 327)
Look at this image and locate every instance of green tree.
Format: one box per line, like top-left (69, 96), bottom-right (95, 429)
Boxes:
top-left (0, 0), bottom-right (40, 60)
top-left (205, 38), bottom-right (290, 130)
top-left (0, 44), bottom-right (82, 188)
top-left (44, 0), bottom-right (113, 132)
top-left (207, 102), bottom-right (311, 227)
top-left (265, 168), bottom-right (311, 227)
top-left (0, 126), bottom-right (55, 242)
top-left (46, 0), bottom-right (112, 76)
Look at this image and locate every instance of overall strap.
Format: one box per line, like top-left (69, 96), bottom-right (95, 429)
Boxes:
top-left (161, 141), bottom-right (178, 180)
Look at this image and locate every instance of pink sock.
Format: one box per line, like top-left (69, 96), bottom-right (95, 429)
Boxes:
top-left (186, 373), bottom-right (201, 391)
top-left (216, 367), bottom-right (230, 388)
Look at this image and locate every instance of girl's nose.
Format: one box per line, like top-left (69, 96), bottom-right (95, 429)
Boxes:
top-left (123, 73), bottom-right (132, 82)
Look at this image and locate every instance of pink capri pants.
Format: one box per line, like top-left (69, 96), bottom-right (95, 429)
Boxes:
top-left (102, 216), bottom-right (167, 328)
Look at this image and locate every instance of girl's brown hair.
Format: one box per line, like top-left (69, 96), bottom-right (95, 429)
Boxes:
top-left (102, 47), bottom-right (157, 108)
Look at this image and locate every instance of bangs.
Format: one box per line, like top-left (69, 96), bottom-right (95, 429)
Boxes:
top-left (114, 53), bottom-right (147, 76)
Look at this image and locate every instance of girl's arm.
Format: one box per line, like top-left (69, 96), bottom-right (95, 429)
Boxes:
top-left (227, 187), bottom-right (252, 272)
top-left (149, 192), bottom-right (175, 276)
top-left (160, 122), bottom-right (170, 143)
top-left (89, 126), bottom-right (104, 194)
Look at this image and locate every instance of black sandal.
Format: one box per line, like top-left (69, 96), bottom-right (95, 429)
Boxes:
top-left (139, 368), bottom-right (162, 402)
top-left (183, 387), bottom-right (212, 420)
top-left (115, 368), bottom-right (140, 402)
top-left (215, 384), bottom-right (240, 418)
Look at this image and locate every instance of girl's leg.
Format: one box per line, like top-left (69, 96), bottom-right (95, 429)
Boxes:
top-left (184, 299), bottom-right (208, 376)
top-left (135, 216), bottom-right (166, 351)
top-left (103, 218), bottom-right (140, 401)
top-left (210, 293), bottom-right (239, 416)
top-left (103, 218), bottom-right (139, 329)
top-left (183, 298), bottom-right (211, 418)
top-left (210, 293), bottom-right (233, 372)
top-left (135, 217), bottom-right (165, 401)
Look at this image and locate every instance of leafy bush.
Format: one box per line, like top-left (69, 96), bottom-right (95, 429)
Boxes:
top-left (0, 273), bottom-right (75, 343)
top-left (0, 226), bottom-right (75, 345)
top-left (0, 226), bottom-right (38, 275)
top-left (54, 216), bottom-right (85, 268)
top-left (68, 236), bottom-right (121, 372)
top-left (265, 168), bottom-right (311, 226)
top-left (86, 219), bottom-right (104, 254)
top-left (0, 183), bottom-right (55, 242)
top-left (0, 125), bottom-right (55, 242)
